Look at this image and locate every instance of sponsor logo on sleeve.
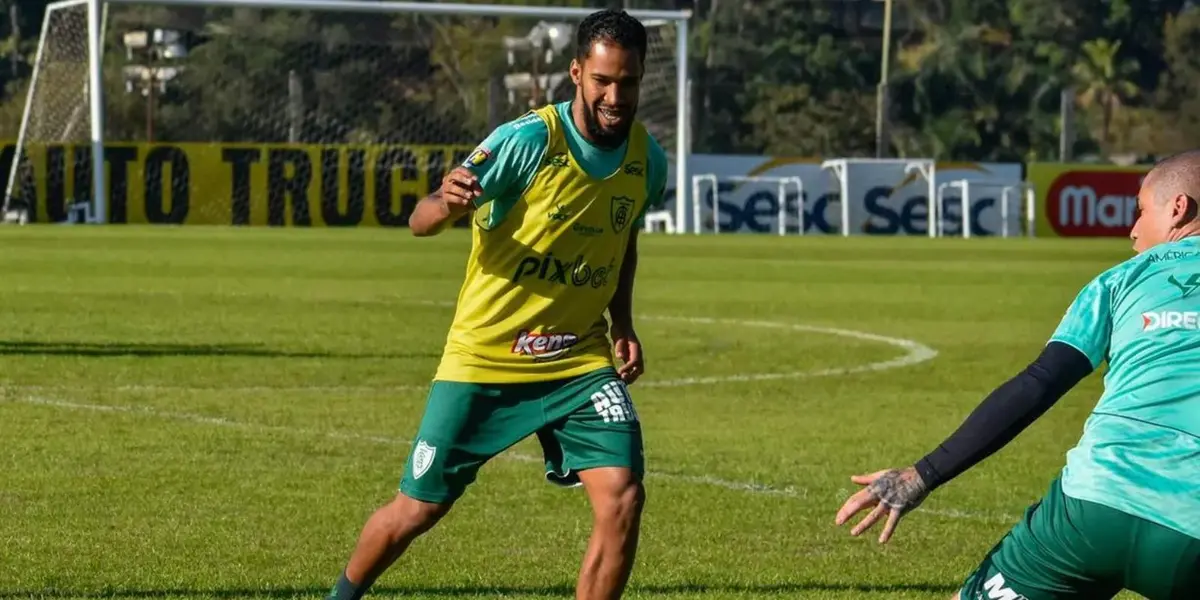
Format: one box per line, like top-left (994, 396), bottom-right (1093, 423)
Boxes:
top-left (465, 147), bottom-right (491, 167)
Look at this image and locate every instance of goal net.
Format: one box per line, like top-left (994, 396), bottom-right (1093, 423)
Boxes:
top-left (3, 0), bottom-right (689, 226)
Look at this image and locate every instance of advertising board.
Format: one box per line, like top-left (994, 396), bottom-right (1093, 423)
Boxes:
top-left (1026, 162), bottom-right (1150, 238)
top-left (3, 140), bottom-right (1103, 239)
top-left (672, 155), bottom-right (1025, 236)
top-left (0, 141), bottom-right (474, 226)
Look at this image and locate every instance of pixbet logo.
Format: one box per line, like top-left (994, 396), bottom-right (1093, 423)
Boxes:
top-left (512, 253), bottom-right (612, 288)
top-left (1045, 171), bottom-right (1146, 237)
top-left (1141, 311), bottom-right (1200, 331)
top-left (511, 330), bottom-right (579, 361)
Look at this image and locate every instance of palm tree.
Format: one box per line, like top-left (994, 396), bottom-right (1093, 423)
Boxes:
top-left (1071, 39), bottom-right (1140, 147)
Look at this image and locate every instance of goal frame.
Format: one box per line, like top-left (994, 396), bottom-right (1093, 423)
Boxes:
top-left (33, 0), bottom-right (692, 225)
top-left (820, 158), bottom-right (936, 238)
top-left (690, 173), bottom-right (804, 235)
top-left (935, 179), bottom-right (1036, 239)
top-left (3, 0), bottom-right (109, 222)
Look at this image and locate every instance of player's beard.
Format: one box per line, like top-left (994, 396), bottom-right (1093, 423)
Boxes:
top-left (582, 97), bottom-right (636, 149)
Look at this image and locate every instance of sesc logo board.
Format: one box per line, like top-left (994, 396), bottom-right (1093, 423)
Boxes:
top-left (0, 140), bottom-right (476, 226)
top-left (663, 155), bottom-right (1025, 236)
top-left (1027, 162), bottom-right (1150, 238)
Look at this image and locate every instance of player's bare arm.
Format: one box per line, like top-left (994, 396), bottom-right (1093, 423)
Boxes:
top-left (408, 166), bottom-right (482, 237)
top-left (608, 228), bottom-right (643, 385)
top-left (835, 340), bottom-right (1093, 543)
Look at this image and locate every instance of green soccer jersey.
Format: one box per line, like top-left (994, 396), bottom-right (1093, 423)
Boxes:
top-left (1052, 236), bottom-right (1200, 540)
top-left (465, 101), bottom-right (669, 230)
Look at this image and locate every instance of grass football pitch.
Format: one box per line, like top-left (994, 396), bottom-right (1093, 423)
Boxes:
top-left (0, 226), bottom-right (1143, 599)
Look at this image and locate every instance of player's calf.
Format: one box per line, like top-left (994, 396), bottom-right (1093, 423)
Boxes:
top-left (577, 467), bottom-right (646, 600)
top-left (327, 493), bottom-right (453, 600)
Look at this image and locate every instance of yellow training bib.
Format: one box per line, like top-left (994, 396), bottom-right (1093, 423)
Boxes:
top-left (434, 105), bottom-right (650, 384)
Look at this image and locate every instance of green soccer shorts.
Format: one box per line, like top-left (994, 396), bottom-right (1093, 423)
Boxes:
top-left (959, 477), bottom-right (1200, 600)
top-left (398, 366), bottom-right (644, 504)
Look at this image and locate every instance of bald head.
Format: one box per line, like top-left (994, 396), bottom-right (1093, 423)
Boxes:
top-left (1130, 149), bottom-right (1200, 252)
top-left (1145, 149), bottom-right (1200, 207)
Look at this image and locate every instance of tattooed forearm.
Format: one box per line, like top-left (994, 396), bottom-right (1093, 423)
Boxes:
top-left (866, 467), bottom-right (929, 513)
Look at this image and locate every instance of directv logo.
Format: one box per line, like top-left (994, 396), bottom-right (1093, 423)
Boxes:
top-left (1142, 311), bottom-right (1200, 331)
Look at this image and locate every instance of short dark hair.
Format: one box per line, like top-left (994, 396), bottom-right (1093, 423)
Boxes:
top-left (575, 9), bottom-right (647, 64)
top-left (1147, 149), bottom-right (1200, 206)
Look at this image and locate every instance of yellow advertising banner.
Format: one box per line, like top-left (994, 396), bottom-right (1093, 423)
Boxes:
top-left (0, 141), bottom-right (475, 226)
top-left (0, 143), bottom-right (1160, 237)
top-left (1027, 162), bottom-right (1150, 238)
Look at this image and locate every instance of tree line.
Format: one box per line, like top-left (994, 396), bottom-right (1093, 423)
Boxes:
top-left (0, 0), bottom-right (1192, 163)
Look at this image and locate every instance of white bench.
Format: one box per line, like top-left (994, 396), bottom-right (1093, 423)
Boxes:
top-left (642, 209), bottom-right (675, 234)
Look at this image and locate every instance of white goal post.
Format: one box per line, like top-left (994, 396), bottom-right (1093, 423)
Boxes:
top-left (5, 0), bottom-right (691, 227)
top-left (690, 173), bottom-right (803, 235)
top-left (935, 179), bottom-right (1035, 238)
top-left (821, 158), bottom-right (936, 238)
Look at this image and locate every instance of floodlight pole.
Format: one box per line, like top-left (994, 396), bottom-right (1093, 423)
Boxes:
top-left (874, 0), bottom-right (892, 159)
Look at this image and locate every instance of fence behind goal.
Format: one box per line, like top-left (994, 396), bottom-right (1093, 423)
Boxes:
top-left (4, 0), bottom-right (690, 226)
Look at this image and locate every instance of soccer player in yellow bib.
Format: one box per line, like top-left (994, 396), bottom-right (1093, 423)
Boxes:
top-left (325, 10), bottom-right (668, 600)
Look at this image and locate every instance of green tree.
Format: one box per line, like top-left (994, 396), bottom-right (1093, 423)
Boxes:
top-left (889, 1), bottom-right (1062, 161)
top-left (1140, 6), bottom-right (1200, 157)
top-left (691, 0), bottom-right (879, 156)
top-left (1071, 38), bottom-right (1140, 149)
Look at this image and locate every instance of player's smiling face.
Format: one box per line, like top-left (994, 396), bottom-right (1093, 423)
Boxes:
top-left (571, 40), bottom-right (643, 149)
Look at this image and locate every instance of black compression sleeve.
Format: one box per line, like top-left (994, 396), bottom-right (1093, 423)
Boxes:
top-left (914, 341), bottom-right (1094, 491)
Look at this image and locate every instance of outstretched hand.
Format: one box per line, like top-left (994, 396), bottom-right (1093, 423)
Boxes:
top-left (834, 467), bottom-right (929, 544)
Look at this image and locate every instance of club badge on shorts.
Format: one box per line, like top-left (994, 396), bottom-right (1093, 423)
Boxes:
top-left (412, 440), bottom-right (436, 479)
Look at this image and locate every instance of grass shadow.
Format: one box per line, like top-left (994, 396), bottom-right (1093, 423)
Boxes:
top-left (0, 340), bottom-right (435, 360)
top-left (0, 581), bottom-right (962, 598)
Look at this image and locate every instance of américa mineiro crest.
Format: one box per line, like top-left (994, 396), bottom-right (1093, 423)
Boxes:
top-left (412, 440), bottom-right (436, 479)
top-left (610, 195), bottom-right (635, 233)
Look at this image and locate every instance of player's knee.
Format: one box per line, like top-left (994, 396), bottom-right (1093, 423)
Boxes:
top-left (596, 479), bottom-right (645, 531)
top-left (378, 493), bottom-right (451, 541)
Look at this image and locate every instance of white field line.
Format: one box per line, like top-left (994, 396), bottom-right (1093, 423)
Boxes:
top-left (5, 303), bottom-right (985, 519)
top-left (639, 316), bottom-right (938, 387)
top-left (6, 395), bottom-right (1017, 524)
